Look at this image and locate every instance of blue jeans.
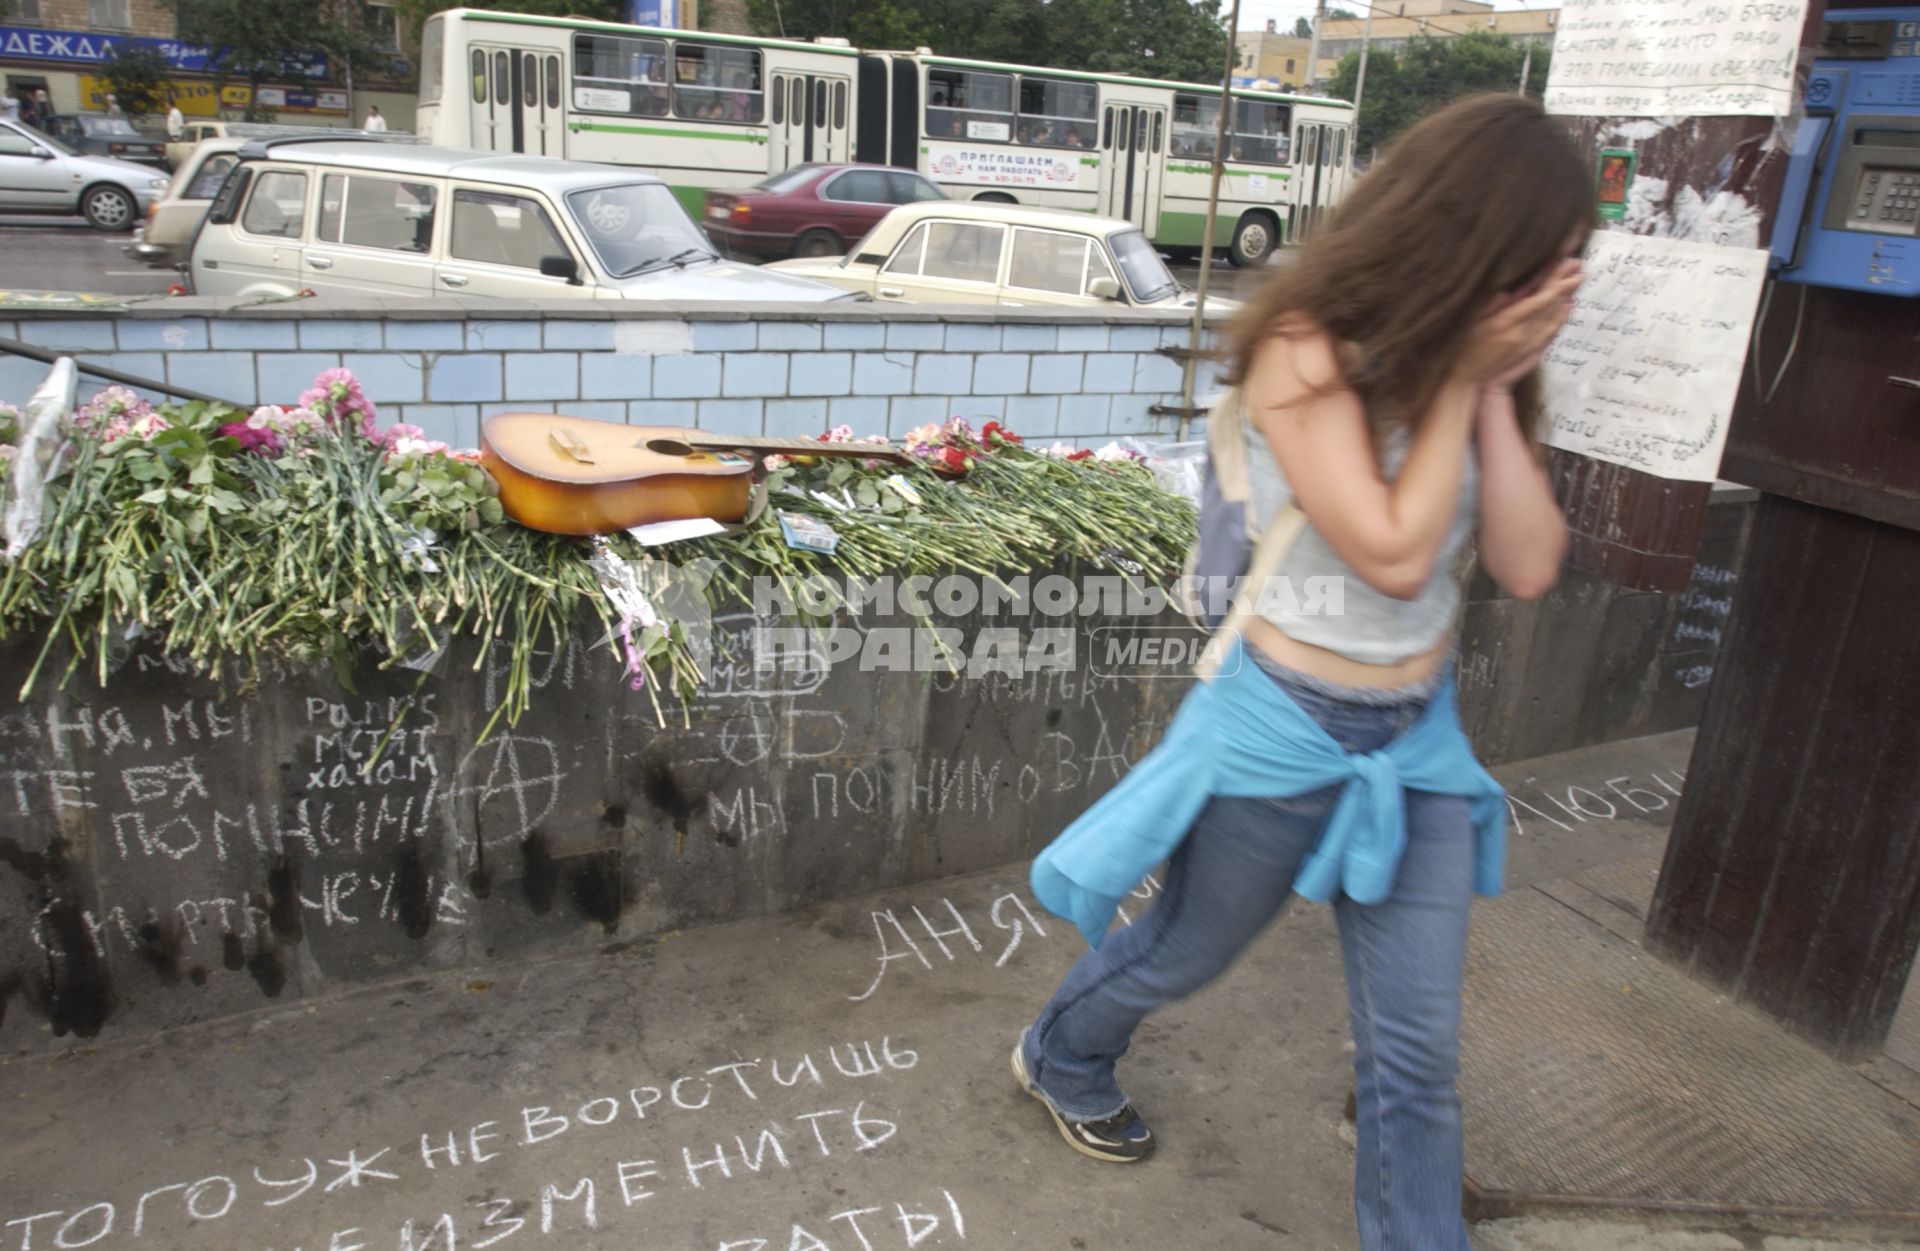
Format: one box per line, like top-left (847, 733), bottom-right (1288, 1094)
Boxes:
top-left (1022, 662), bottom-right (1476, 1251)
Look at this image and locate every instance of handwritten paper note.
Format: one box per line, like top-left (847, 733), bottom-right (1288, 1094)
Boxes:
top-left (1544, 0), bottom-right (1806, 118)
top-left (1540, 231), bottom-right (1768, 482)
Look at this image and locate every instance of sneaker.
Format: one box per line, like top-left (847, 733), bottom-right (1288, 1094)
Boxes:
top-left (1010, 1033), bottom-right (1155, 1163)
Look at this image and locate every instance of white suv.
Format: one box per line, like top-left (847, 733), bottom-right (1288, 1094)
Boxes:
top-left (189, 138), bottom-right (853, 303)
top-left (0, 118), bottom-right (171, 231)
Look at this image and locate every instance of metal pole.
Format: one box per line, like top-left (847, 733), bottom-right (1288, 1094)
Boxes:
top-left (1352, 2), bottom-right (1375, 122)
top-left (1303, 0), bottom-right (1327, 93)
top-left (1517, 40), bottom-right (1533, 95)
top-left (1177, 0), bottom-right (1244, 442)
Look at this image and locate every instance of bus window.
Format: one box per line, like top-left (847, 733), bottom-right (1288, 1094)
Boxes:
top-left (494, 51), bottom-right (510, 106)
top-left (572, 33), bottom-right (669, 117)
top-left (674, 43), bottom-right (764, 124)
top-left (1016, 75), bottom-right (1096, 150)
top-left (1102, 106), bottom-right (1113, 149)
top-left (771, 74), bottom-right (784, 124)
top-left (1334, 129), bottom-right (1346, 165)
top-left (1171, 92), bottom-right (1220, 159)
top-left (471, 49), bottom-right (486, 104)
top-left (523, 53), bottom-right (538, 108)
top-left (1153, 113), bottom-right (1163, 153)
top-left (546, 56), bottom-right (561, 110)
top-left (420, 17), bottom-right (445, 103)
top-left (1116, 109), bottom-right (1131, 150)
top-left (791, 78), bottom-right (804, 121)
top-left (833, 80), bottom-right (847, 130)
top-left (926, 67), bottom-right (1012, 142)
top-left (1233, 100), bottom-right (1291, 164)
top-left (814, 79), bottom-right (827, 126)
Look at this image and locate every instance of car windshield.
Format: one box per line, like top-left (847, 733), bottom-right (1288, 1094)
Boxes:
top-left (756, 166), bottom-right (821, 194)
top-left (83, 117), bottom-right (142, 136)
top-left (1111, 229), bottom-right (1179, 303)
top-left (565, 182), bottom-right (718, 277)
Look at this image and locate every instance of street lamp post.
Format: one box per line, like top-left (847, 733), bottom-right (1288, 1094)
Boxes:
top-left (1176, 0), bottom-right (1245, 441)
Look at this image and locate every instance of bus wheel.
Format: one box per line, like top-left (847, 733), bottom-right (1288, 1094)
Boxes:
top-left (973, 192), bottom-right (1017, 204)
top-left (1228, 211), bottom-right (1278, 268)
top-left (793, 228), bottom-right (843, 259)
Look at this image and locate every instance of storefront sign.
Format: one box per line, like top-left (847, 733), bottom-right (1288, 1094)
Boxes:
top-left (626, 0), bottom-right (680, 26)
top-left (0, 24), bottom-right (326, 79)
top-left (927, 143), bottom-right (1085, 189)
top-left (78, 74), bottom-right (221, 116)
top-left (255, 86), bottom-right (348, 114)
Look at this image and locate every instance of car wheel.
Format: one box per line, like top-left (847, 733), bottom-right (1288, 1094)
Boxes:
top-left (83, 184), bottom-right (138, 232)
top-left (793, 228), bottom-right (842, 259)
top-left (1227, 211), bottom-right (1279, 268)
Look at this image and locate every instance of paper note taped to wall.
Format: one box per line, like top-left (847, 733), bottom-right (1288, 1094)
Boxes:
top-left (1543, 0), bottom-right (1805, 117)
top-left (1540, 231), bottom-right (1768, 482)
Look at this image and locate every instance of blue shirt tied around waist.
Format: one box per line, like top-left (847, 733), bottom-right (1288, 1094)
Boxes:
top-left (1030, 636), bottom-right (1509, 949)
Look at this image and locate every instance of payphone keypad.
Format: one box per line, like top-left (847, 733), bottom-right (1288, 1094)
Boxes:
top-left (1851, 168), bottom-right (1920, 235)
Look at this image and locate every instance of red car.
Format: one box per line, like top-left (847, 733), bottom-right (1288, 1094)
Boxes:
top-left (704, 163), bottom-right (947, 261)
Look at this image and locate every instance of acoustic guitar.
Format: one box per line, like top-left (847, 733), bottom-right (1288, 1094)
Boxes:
top-left (480, 411), bottom-right (908, 536)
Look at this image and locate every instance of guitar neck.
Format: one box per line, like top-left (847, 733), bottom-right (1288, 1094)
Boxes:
top-left (687, 432), bottom-right (909, 464)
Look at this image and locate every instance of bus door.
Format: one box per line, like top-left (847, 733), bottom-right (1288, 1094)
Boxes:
top-left (1098, 101), bottom-right (1166, 235)
top-left (1294, 123), bottom-right (1326, 238)
top-left (469, 46), bottom-right (563, 156)
top-left (769, 72), bottom-right (852, 173)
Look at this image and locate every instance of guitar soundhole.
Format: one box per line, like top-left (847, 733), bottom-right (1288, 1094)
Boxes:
top-left (644, 437), bottom-right (697, 458)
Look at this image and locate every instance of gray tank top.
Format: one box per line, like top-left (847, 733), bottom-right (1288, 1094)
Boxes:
top-left (1244, 419), bottom-right (1478, 665)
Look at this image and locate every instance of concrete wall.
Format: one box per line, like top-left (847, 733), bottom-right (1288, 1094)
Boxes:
top-left (1, 301), bottom-right (1206, 454)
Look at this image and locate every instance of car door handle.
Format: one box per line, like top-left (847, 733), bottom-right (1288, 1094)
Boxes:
top-left (308, 256), bottom-right (334, 269)
top-left (879, 286), bottom-right (904, 298)
top-left (440, 274), bottom-right (469, 288)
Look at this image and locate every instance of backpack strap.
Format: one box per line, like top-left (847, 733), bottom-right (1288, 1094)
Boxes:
top-left (1196, 502), bottom-right (1307, 682)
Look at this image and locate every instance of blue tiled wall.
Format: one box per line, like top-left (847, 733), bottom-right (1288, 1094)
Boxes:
top-left (2, 314), bottom-right (1222, 452)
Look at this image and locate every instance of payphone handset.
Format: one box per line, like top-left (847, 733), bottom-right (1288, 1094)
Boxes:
top-left (1771, 8), bottom-right (1920, 295)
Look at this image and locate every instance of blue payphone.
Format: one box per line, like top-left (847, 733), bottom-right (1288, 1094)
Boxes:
top-left (1771, 7), bottom-right (1920, 294)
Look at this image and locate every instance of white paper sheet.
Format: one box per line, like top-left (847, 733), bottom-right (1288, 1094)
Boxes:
top-left (1543, 0), bottom-right (1806, 118)
top-left (1540, 231), bottom-right (1769, 482)
top-left (627, 516), bottom-right (728, 546)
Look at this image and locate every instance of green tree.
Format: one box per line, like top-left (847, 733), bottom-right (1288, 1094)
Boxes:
top-left (100, 44), bottom-right (172, 120)
top-left (165, 0), bottom-right (406, 117)
top-left (1328, 7), bottom-right (1359, 18)
top-left (1328, 30), bottom-right (1549, 154)
top-left (1292, 16), bottom-right (1312, 37)
top-left (388, 0), bottom-right (619, 44)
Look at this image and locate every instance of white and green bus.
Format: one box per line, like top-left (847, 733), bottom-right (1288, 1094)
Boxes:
top-left (413, 8), bottom-right (1355, 265)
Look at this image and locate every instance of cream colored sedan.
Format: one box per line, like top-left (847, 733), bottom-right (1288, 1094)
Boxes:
top-left (764, 200), bottom-right (1236, 311)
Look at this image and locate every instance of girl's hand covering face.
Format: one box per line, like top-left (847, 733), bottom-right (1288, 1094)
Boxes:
top-left (1459, 258), bottom-right (1585, 391)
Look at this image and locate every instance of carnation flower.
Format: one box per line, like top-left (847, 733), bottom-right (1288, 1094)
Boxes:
top-left (127, 413), bottom-right (170, 440)
top-left (299, 367), bottom-right (377, 439)
top-left (819, 424), bottom-right (855, 444)
top-left (980, 420), bottom-right (1022, 447)
top-left (903, 422), bottom-right (944, 451)
top-left (942, 416), bottom-right (977, 442)
top-left (763, 454), bottom-right (791, 471)
top-left (1093, 442), bottom-right (1147, 464)
top-left (379, 422), bottom-right (428, 449)
top-left (1042, 441), bottom-right (1080, 458)
top-left (929, 446), bottom-right (972, 477)
top-left (220, 420), bottom-right (283, 456)
top-left (76, 386), bottom-right (152, 435)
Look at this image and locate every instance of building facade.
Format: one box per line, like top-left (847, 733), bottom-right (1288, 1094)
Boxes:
top-left (1, 0), bottom-right (419, 130)
top-left (1234, 23), bottom-right (1314, 92)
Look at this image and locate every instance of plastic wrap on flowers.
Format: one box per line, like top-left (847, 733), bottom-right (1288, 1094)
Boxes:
top-left (3, 356), bottom-right (77, 561)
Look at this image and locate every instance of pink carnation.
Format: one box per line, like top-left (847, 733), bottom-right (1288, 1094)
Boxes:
top-left (299, 367), bottom-right (378, 439)
top-left (220, 420), bottom-right (283, 456)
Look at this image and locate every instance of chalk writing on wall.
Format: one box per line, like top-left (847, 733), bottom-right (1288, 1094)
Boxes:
top-left (1543, 0), bottom-right (1806, 118)
top-left (1542, 232), bottom-right (1769, 482)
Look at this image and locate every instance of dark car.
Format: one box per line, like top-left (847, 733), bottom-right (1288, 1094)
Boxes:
top-left (41, 114), bottom-right (169, 169)
top-left (704, 163), bottom-right (946, 261)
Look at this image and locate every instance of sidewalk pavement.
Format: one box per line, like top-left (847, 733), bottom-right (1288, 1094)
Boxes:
top-left (2, 729), bottom-right (1916, 1251)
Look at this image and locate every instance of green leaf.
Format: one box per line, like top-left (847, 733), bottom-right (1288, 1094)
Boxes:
top-left (855, 480), bottom-right (880, 509)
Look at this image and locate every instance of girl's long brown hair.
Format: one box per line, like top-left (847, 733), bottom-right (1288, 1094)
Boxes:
top-left (1225, 93), bottom-right (1593, 436)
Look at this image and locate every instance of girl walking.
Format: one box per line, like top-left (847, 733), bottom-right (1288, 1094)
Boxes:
top-left (1013, 93), bottom-right (1591, 1250)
